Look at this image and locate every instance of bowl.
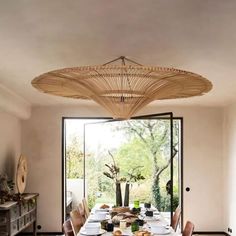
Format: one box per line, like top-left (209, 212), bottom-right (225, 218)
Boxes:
top-left (94, 212), bottom-right (107, 220)
top-left (144, 203), bottom-right (151, 209)
top-left (95, 209), bottom-right (109, 213)
top-left (145, 210), bottom-right (153, 217)
top-left (84, 223), bottom-right (100, 234)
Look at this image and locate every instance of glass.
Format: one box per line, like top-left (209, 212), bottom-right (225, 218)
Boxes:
top-left (131, 221), bottom-right (139, 232)
top-left (106, 222), bottom-right (114, 232)
top-left (119, 220), bottom-right (126, 229)
top-left (144, 203), bottom-right (151, 209)
top-left (134, 200), bottom-right (140, 209)
top-left (136, 219), bottom-right (144, 226)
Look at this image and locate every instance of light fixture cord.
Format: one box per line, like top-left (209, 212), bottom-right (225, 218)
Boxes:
top-left (102, 56), bottom-right (143, 66)
top-left (102, 56), bottom-right (142, 104)
top-left (122, 57), bottom-right (133, 102)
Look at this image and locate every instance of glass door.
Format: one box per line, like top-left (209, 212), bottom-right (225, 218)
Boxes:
top-left (63, 114), bottom-right (182, 227)
top-left (83, 112), bottom-right (179, 225)
top-left (131, 112), bottom-right (176, 225)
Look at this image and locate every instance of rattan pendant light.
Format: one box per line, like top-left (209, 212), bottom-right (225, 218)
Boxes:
top-left (32, 56), bottom-right (212, 119)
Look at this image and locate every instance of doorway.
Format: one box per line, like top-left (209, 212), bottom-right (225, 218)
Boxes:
top-left (62, 115), bottom-right (183, 226)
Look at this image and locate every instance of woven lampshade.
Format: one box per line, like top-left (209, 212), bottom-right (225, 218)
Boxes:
top-left (32, 56), bottom-right (212, 119)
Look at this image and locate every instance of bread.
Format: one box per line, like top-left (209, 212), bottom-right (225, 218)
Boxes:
top-left (113, 230), bottom-right (122, 236)
top-left (112, 213), bottom-right (138, 225)
top-left (135, 230), bottom-right (151, 236)
top-left (100, 204), bottom-right (110, 209)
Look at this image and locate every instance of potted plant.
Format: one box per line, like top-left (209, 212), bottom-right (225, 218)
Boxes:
top-left (103, 151), bottom-right (126, 206)
top-left (103, 152), bottom-right (145, 207)
top-left (123, 166), bottom-right (145, 206)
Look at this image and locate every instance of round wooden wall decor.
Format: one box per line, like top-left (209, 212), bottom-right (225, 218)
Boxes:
top-left (16, 155), bottom-right (28, 194)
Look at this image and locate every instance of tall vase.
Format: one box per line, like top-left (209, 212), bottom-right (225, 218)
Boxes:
top-left (124, 183), bottom-right (130, 206)
top-left (116, 182), bottom-right (122, 206)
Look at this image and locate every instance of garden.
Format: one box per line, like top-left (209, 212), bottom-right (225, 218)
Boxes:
top-left (65, 119), bottom-right (180, 212)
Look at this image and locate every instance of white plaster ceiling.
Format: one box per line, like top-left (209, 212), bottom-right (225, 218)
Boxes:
top-left (0, 0), bottom-right (236, 108)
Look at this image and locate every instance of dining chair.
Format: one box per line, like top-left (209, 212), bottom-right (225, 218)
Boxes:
top-left (62, 219), bottom-right (74, 236)
top-left (78, 202), bottom-right (87, 223)
top-left (182, 221), bottom-right (194, 236)
top-left (82, 198), bottom-right (90, 219)
top-left (70, 209), bottom-right (84, 235)
top-left (171, 205), bottom-right (181, 231)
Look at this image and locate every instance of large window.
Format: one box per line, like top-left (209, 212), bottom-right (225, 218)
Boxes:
top-left (63, 117), bottom-right (182, 223)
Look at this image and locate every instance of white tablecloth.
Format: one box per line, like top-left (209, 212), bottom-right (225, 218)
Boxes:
top-left (78, 204), bottom-right (178, 236)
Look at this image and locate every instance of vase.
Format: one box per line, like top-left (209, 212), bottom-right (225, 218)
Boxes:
top-left (124, 183), bottom-right (130, 206)
top-left (116, 182), bottom-right (122, 206)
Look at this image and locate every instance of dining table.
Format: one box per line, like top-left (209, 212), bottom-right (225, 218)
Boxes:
top-left (77, 204), bottom-right (178, 236)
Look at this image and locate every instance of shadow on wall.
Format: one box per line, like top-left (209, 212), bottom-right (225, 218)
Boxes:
top-left (4, 148), bottom-right (17, 186)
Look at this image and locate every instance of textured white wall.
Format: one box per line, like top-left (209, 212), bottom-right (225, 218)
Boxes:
top-left (0, 111), bottom-right (22, 185)
top-left (21, 105), bottom-right (223, 232)
top-left (223, 103), bottom-right (236, 234)
top-left (21, 105), bottom-right (107, 232)
top-left (0, 84), bottom-right (31, 119)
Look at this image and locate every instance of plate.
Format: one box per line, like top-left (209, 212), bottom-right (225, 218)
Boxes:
top-left (80, 228), bottom-right (106, 235)
top-left (89, 215), bottom-right (110, 222)
top-left (144, 216), bottom-right (160, 222)
top-left (94, 209), bottom-right (110, 212)
top-left (152, 229), bottom-right (171, 235)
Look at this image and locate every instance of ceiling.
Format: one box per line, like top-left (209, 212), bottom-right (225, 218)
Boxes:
top-left (0, 0), bottom-right (236, 108)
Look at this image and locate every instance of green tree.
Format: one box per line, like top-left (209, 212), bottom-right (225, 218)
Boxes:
top-left (66, 136), bottom-right (83, 179)
top-left (118, 120), bottom-right (178, 209)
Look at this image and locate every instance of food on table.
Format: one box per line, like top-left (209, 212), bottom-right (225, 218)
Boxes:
top-left (112, 212), bottom-right (138, 226)
top-left (100, 204), bottom-right (110, 209)
top-left (113, 229), bottom-right (122, 236)
top-left (112, 206), bottom-right (130, 213)
top-left (135, 230), bottom-right (151, 236)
